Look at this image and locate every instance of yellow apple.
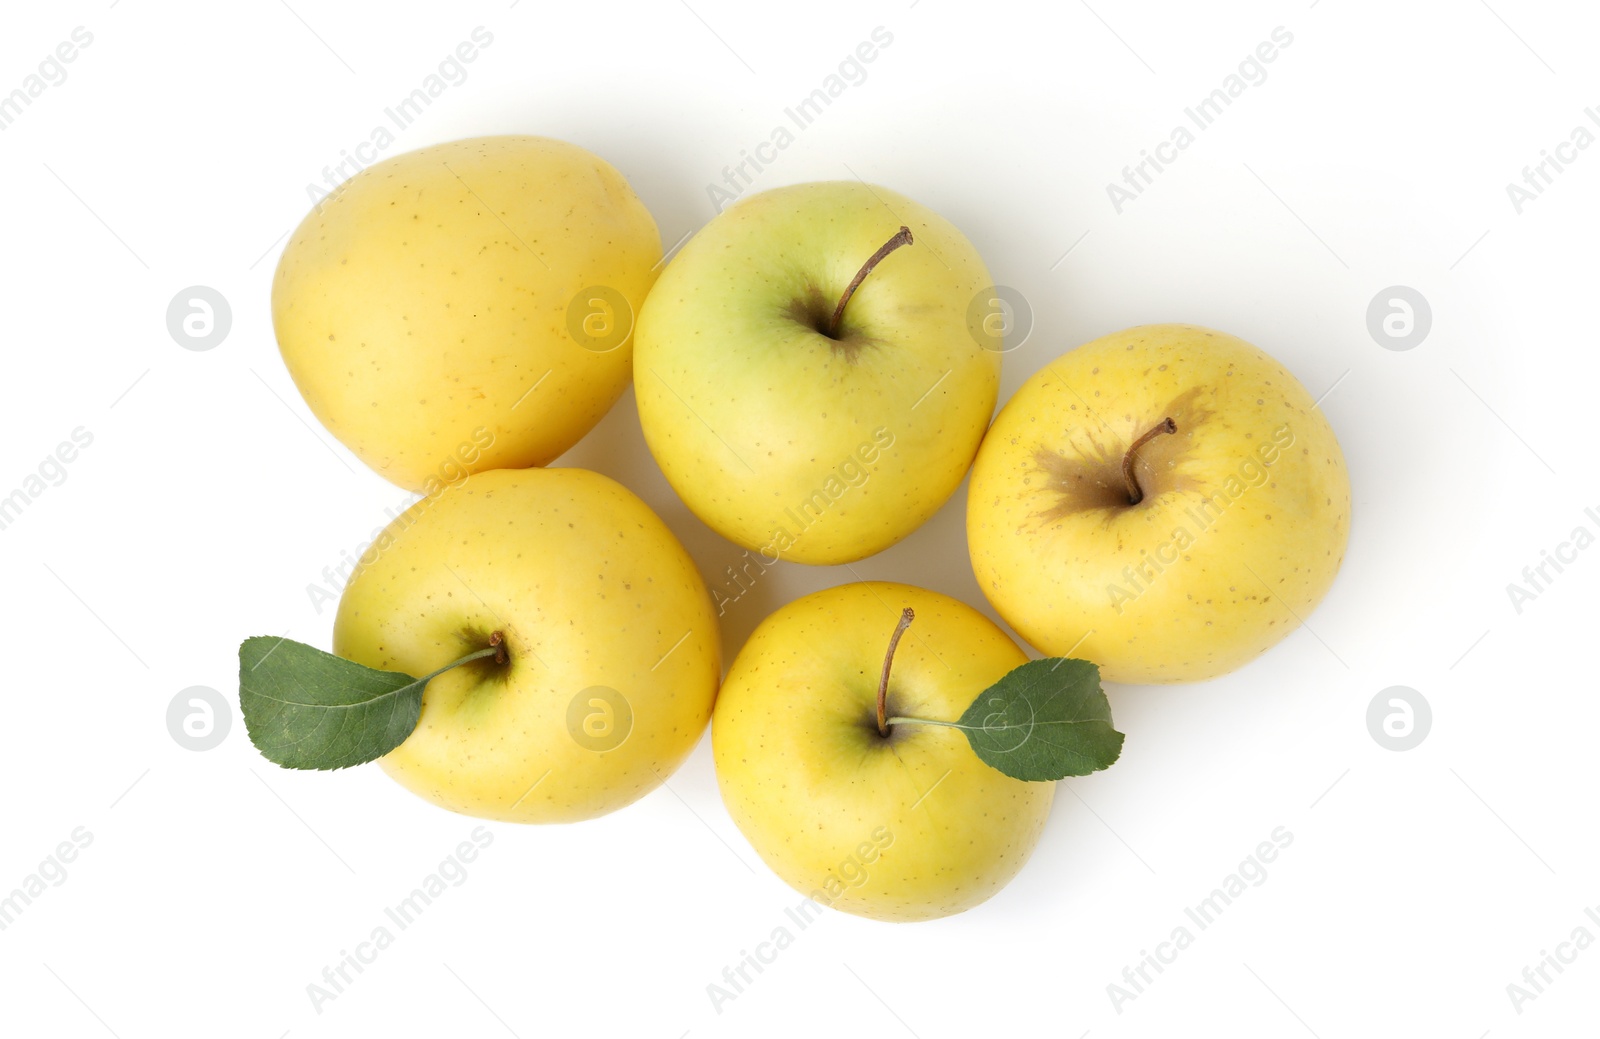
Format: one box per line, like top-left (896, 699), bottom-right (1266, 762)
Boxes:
top-left (712, 582), bottom-right (1053, 921)
top-left (633, 182), bottom-right (1001, 565)
top-left (273, 136), bottom-right (661, 493)
top-left (333, 467), bottom-right (720, 822)
top-left (967, 324), bottom-right (1351, 684)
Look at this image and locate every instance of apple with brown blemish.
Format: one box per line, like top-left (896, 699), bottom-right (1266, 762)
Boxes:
top-left (966, 324), bottom-right (1351, 684)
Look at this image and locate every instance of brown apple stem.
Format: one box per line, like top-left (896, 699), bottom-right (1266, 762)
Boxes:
top-left (489, 630), bottom-right (507, 665)
top-left (876, 608), bottom-right (915, 737)
top-left (1122, 418), bottom-right (1177, 505)
top-left (828, 226), bottom-right (913, 339)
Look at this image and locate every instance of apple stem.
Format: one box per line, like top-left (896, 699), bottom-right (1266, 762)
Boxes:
top-left (828, 226), bottom-right (913, 339)
top-left (885, 716), bottom-right (959, 729)
top-left (410, 635), bottom-right (507, 688)
top-left (1122, 417), bottom-right (1177, 506)
top-left (876, 608), bottom-right (915, 737)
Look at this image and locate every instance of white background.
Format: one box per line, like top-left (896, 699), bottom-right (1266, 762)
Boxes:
top-left (1, 0), bottom-right (1595, 1036)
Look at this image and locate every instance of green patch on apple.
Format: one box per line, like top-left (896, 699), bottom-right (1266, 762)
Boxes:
top-left (634, 181), bottom-right (1005, 566)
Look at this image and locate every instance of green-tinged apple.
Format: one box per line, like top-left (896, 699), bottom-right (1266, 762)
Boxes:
top-left (273, 136), bottom-right (661, 493)
top-left (713, 582), bottom-right (1059, 922)
top-left (634, 181), bottom-right (1004, 565)
top-left (241, 467), bottom-right (720, 822)
top-left (967, 324), bottom-right (1351, 684)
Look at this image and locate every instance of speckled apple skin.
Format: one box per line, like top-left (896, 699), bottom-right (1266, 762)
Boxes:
top-left (713, 582), bottom-right (1053, 922)
top-left (634, 182), bottom-right (1000, 565)
top-left (274, 136), bottom-right (660, 492)
top-left (968, 324), bottom-right (1351, 684)
top-left (334, 467), bottom-right (719, 823)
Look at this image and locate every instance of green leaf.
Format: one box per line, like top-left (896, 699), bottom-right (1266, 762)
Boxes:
top-left (238, 636), bottom-right (430, 771)
top-left (955, 658), bottom-right (1124, 781)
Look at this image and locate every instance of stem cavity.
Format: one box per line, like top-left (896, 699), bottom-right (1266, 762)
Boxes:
top-left (828, 226), bottom-right (913, 339)
top-left (414, 632), bottom-right (508, 686)
top-left (1121, 418), bottom-right (1177, 506)
top-left (876, 608), bottom-right (915, 737)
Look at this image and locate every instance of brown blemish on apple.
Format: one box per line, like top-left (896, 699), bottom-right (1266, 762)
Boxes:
top-left (1029, 386), bottom-right (1214, 522)
top-left (786, 286), bottom-right (882, 362)
top-left (788, 225), bottom-right (913, 362)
